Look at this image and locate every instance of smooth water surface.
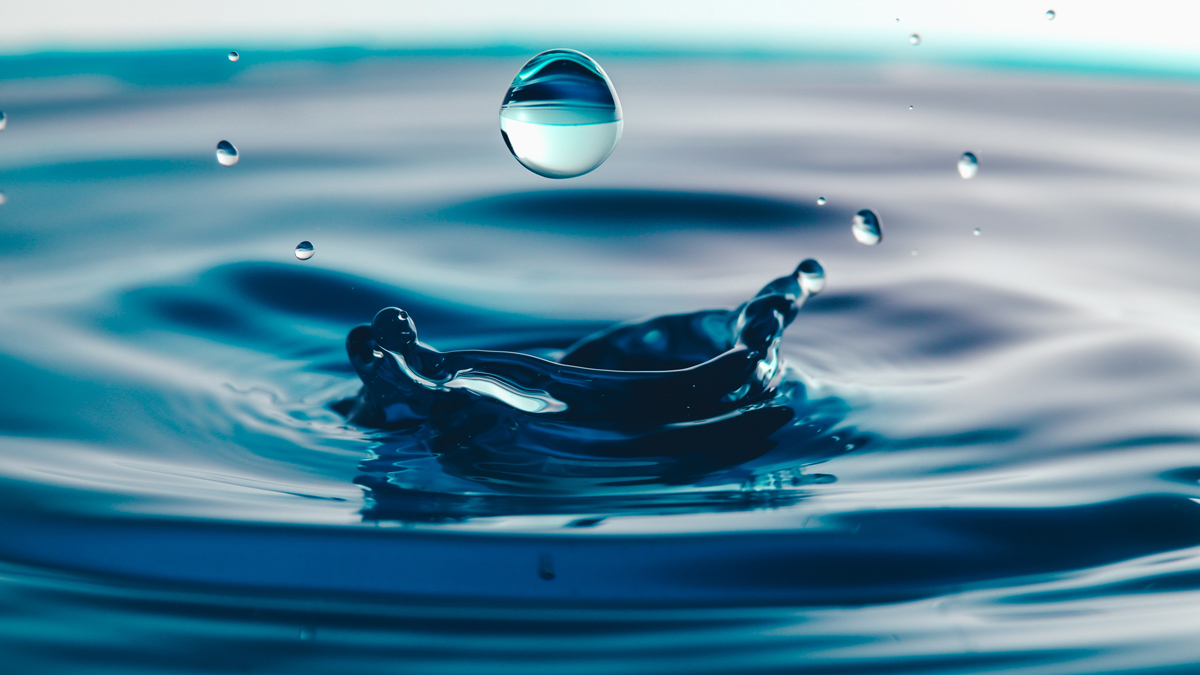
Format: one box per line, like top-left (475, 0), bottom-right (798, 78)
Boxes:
top-left (3, 50), bottom-right (1200, 674)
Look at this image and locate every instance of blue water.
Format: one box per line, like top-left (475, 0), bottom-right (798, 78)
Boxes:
top-left (4, 49), bottom-right (1200, 673)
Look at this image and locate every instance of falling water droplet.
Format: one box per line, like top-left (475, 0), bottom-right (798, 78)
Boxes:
top-left (973, 228), bottom-right (982, 236)
top-left (796, 259), bottom-right (826, 295)
top-left (499, 49), bottom-right (622, 179)
top-left (909, 33), bottom-right (922, 45)
top-left (909, 105), bottom-right (914, 110)
top-left (228, 51), bottom-right (240, 62)
top-left (215, 140), bottom-right (238, 166)
top-left (816, 196), bottom-right (826, 206)
top-left (295, 241), bottom-right (315, 260)
top-left (0, 193), bottom-right (7, 206)
top-left (958, 152), bottom-right (979, 179)
top-left (0, 111), bottom-right (6, 130)
top-left (1045, 10), bottom-right (1056, 20)
top-left (852, 209), bottom-right (882, 246)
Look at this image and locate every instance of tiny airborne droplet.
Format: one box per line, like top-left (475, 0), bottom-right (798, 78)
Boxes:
top-left (816, 197), bottom-right (826, 206)
top-left (295, 241), bottom-right (315, 260)
top-left (0, 111), bottom-right (6, 130)
top-left (1045, 10), bottom-right (1056, 20)
top-left (909, 105), bottom-right (914, 110)
top-left (958, 152), bottom-right (979, 179)
top-left (852, 209), bottom-right (882, 246)
top-left (911, 249), bottom-right (919, 256)
top-left (0, 193), bottom-right (6, 206)
top-left (974, 228), bottom-right (982, 236)
top-left (215, 140), bottom-right (238, 166)
top-left (228, 51), bottom-right (240, 62)
top-left (797, 259), bottom-right (826, 295)
top-left (500, 49), bottom-right (622, 179)
top-left (910, 33), bottom-right (921, 45)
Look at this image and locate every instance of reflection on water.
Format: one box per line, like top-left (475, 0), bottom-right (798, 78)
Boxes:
top-left (3, 50), bottom-right (1200, 673)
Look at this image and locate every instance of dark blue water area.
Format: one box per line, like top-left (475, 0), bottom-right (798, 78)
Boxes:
top-left (4, 50), bottom-right (1200, 673)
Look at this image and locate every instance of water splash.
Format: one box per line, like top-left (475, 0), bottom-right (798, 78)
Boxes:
top-left (228, 51), bottom-right (240, 62)
top-left (294, 241), bottom-right (315, 260)
top-left (852, 209), bottom-right (882, 245)
top-left (215, 140), bottom-right (238, 166)
top-left (958, 151), bottom-right (979, 179)
top-left (499, 49), bottom-right (623, 179)
top-left (341, 260), bottom-right (842, 498)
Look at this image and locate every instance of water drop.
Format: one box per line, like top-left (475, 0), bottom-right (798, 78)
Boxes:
top-left (0, 111), bottom-right (6, 131)
top-left (909, 33), bottom-right (921, 45)
top-left (816, 196), bottom-right (826, 206)
top-left (973, 228), bottom-right (981, 236)
top-left (1045, 9), bottom-right (1056, 20)
top-left (294, 241), bottom-right (315, 260)
top-left (228, 51), bottom-right (240, 62)
top-left (958, 151), bottom-right (979, 179)
top-left (215, 140), bottom-right (238, 166)
top-left (299, 627), bottom-right (316, 642)
top-left (499, 49), bottom-right (622, 179)
top-left (0, 192), bottom-right (6, 206)
top-left (909, 105), bottom-right (914, 110)
top-left (911, 249), bottom-right (919, 256)
top-left (852, 209), bottom-right (882, 246)
top-left (796, 259), bottom-right (826, 295)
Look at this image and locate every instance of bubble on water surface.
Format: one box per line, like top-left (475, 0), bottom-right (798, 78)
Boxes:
top-left (1046, 10), bottom-right (1056, 20)
top-left (228, 51), bottom-right (240, 62)
top-left (816, 197), bottom-right (826, 206)
top-left (215, 140), bottom-right (238, 166)
top-left (796, 259), bottom-right (826, 295)
top-left (499, 49), bottom-right (622, 179)
top-left (910, 33), bottom-right (921, 45)
top-left (295, 241), bottom-right (315, 260)
top-left (958, 151), bottom-right (979, 179)
top-left (852, 209), bottom-right (882, 245)
top-left (0, 111), bottom-right (6, 130)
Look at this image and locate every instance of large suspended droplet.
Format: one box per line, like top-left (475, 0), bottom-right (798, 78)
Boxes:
top-left (499, 49), bottom-right (623, 179)
top-left (796, 259), bottom-right (826, 295)
top-left (958, 152), bottom-right (979, 179)
top-left (228, 51), bottom-right (240, 62)
top-left (0, 111), bottom-right (7, 131)
top-left (295, 241), bottom-right (315, 260)
top-left (909, 33), bottom-right (922, 45)
top-left (215, 140), bottom-right (238, 166)
top-left (816, 197), bottom-right (826, 206)
top-left (1045, 10), bottom-right (1056, 20)
top-left (852, 209), bottom-right (882, 245)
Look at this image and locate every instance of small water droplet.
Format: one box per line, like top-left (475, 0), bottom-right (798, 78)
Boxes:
top-left (294, 241), bottom-right (315, 260)
top-left (958, 152), bottom-right (979, 179)
top-left (0, 192), bottom-right (6, 206)
top-left (215, 140), bottom-right (238, 166)
top-left (909, 105), bottom-right (914, 110)
top-left (852, 209), bottom-right (882, 246)
top-left (538, 553), bottom-right (556, 580)
top-left (500, 49), bottom-right (622, 179)
top-left (909, 33), bottom-right (921, 45)
top-left (0, 111), bottom-right (6, 131)
top-left (1045, 9), bottom-right (1056, 20)
top-left (895, 17), bottom-right (900, 22)
top-left (816, 196), bottom-right (826, 206)
top-left (911, 249), bottom-right (919, 256)
top-left (973, 228), bottom-right (981, 236)
top-left (796, 258), bottom-right (826, 295)
top-left (228, 51), bottom-right (240, 62)
top-left (299, 627), bottom-right (316, 642)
